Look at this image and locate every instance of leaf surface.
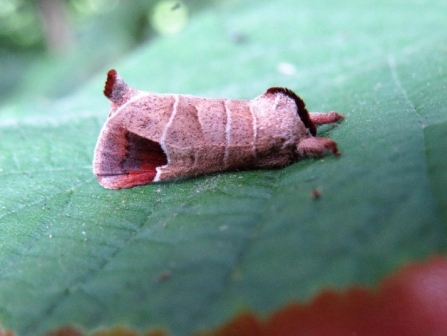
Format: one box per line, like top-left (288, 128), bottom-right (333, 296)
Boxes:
top-left (0, 0), bottom-right (446, 335)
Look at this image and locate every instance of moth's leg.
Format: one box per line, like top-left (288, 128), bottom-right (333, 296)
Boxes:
top-left (297, 137), bottom-right (340, 157)
top-left (309, 111), bottom-right (344, 126)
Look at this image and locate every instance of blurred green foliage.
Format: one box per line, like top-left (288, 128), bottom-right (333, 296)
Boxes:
top-left (0, 0), bottom-right (215, 102)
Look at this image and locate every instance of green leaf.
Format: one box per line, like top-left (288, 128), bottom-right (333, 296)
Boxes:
top-left (1, 0), bottom-right (446, 335)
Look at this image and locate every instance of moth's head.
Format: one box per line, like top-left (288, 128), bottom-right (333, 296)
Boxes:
top-left (265, 87), bottom-right (316, 136)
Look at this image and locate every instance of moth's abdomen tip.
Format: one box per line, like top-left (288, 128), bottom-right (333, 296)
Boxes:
top-left (104, 69), bottom-right (118, 99)
top-left (103, 69), bottom-right (132, 105)
top-left (107, 69), bottom-right (117, 79)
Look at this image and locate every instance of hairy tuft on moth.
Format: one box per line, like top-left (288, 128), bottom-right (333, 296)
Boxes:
top-left (93, 69), bottom-right (344, 189)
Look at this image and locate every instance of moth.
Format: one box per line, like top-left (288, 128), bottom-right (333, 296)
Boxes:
top-left (93, 69), bottom-right (344, 189)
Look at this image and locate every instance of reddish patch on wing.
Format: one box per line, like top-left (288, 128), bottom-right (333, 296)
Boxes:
top-left (198, 256), bottom-right (447, 336)
top-left (97, 132), bottom-right (167, 189)
top-left (103, 69), bottom-right (118, 99)
top-left (124, 132), bottom-right (167, 167)
top-left (121, 132), bottom-right (167, 187)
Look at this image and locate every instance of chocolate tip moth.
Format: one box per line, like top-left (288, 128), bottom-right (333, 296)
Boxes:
top-left (93, 69), bottom-right (344, 189)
